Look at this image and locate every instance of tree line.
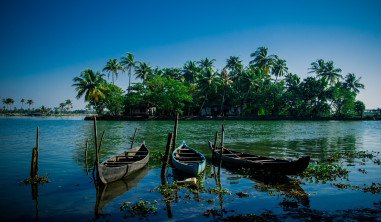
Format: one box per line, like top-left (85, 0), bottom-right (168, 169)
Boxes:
top-left (72, 47), bottom-right (366, 118)
top-left (0, 98), bottom-right (79, 115)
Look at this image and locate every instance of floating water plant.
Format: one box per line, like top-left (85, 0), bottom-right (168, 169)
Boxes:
top-left (301, 163), bottom-right (349, 183)
top-left (120, 200), bottom-right (158, 218)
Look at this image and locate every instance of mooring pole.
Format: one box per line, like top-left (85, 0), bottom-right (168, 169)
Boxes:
top-left (171, 113), bottom-right (179, 153)
top-left (92, 116), bottom-right (99, 180)
top-left (130, 128), bottom-right (138, 149)
top-left (161, 132), bottom-right (174, 219)
top-left (218, 125), bottom-right (224, 178)
top-left (161, 133), bottom-right (173, 184)
top-left (30, 127), bottom-right (39, 178)
top-left (85, 139), bottom-right (89, 175)
top-left (212, 131), bottom-right (219, 161)
top-left (93, 117), bottom-right (99, 167)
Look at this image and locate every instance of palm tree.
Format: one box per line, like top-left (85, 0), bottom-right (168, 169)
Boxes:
top-left (239, 67), bottom-right (266, 107)
top-left (249, 47), bottom-right (275, 75)
top-left (309, 59), bottom-right (342, 86)
top-left (120, 52), bottom-right (137, 93)
top-left (65, 99), bottom-right (73, 112)
top-left (225, 56), bottom-right (243, 74)
top-left (20, 98), bottom-right (25, 109)
top-left (343, 73), bottom-right (364, 93)
top-left (72, 69), bottom-right (108, 113)
top-left (183, 61), bottom-right (199, 83)
top-left (197, 67), bottom-right (217, 115)
top-left (198, 58), bottom-right (215, 70)
top-left (103, 58), bottom-right (123, 84)
top-left (27, 99), bottom-right (34, 110)
top-left (162, 68), bottom-right (183, 81)
top-left (219, 68), bottom-right (233, 116)
top-left (308, 59), bottom-right (325, 76)
top-left (59, 102), bottom-right (66, 113)
top-left (135, 62), bottom-right (152, 82)
top-left (2, 98), bottom-right (15, 111)
top-left (323, 61), bottom-right (342, 85)
top-left (271, 56), bottom-right (288, 81)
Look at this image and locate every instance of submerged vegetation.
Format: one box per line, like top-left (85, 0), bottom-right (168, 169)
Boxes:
top-left (72, 47), bottom-right (370, 119)
top-left (21, 175), bottom-right (49, 185)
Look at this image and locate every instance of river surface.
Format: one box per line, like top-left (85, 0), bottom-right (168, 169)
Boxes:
top-left (0, 117), bottom-right (380, 221)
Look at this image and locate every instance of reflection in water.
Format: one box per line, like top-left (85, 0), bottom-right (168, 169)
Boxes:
top-left (73, 120), bottom-right (363, 171)
top-left (31, 183), bottom-right (39, 222)
top-left (252, 176), bottom-right (310, 209)
top-left (94, 167), bottom-right (148, 218)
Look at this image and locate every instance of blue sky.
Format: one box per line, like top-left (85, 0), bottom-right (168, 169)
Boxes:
top-left (1, 0), bottom-right (381, 109)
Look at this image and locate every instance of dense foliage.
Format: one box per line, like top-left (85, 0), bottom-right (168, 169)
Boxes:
top-left (72, 47), bottom-right (366, 118)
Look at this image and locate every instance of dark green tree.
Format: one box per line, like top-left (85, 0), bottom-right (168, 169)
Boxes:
top-left (104, 83), bottom-right (126, 116)
top-left (354, 100), bottom-right (365, 118)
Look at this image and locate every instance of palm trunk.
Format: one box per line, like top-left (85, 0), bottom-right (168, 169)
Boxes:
top-left (128, 68), bottom-right (132, 94)
top-left (220, 86), bottom-right (226, 116)
top-left (199, 94), bottom-right (208, 116)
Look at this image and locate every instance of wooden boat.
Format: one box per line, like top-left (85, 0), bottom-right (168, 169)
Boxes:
top-left (171, 141), bottom-right (206, 176)
top-left (98, 143), bottom-right (149, 184)
top-left (208, 142), bottom-right (310, 175)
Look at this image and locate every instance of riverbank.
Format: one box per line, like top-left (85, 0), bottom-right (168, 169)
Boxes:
top-left (84, 114), bottom-right (381, 121)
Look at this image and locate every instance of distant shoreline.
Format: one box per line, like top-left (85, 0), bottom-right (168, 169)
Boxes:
top-left (1, 113), bottom-right (380, 121)
top-left (83, 115), bottom-right (381, 121)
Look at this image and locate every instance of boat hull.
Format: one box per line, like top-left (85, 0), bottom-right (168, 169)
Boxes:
top-left (171, 142), bottom-right (206, 176)
top-left (98, 144), bottom-right (149, 184)
top-left (209, 142), bottom-right (309, 175)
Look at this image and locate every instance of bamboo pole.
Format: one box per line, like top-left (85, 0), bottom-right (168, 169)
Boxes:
top-left (130, 128), bottom-right (138, 149)
top-left (85, 139), bottom-right (89, 164)
top-left (171, 113), bottom-right (179, 153)
top-left (161, 132), bottom-right (173, 219)
top-left (161, 133), bottom-right (173, 184)
top-left (85, 139), bottom-right (89, 175)
top-left (98, 130), bottom-right (105, 154)
top-left (212, 131), bottom-right (219, 161)
top-left (218, 125), bottom-right (224, 177)
top-left (93, 117), bottom-right (99, 167)
top-left (92, 116), bottom-right (99, 179)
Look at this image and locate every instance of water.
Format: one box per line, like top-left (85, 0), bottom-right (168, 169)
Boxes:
top-left (0, 117), bottom-right (380, 221)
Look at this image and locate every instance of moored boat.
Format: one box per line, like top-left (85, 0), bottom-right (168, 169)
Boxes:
top-left (208, 142), bottom-right (309, 175)
top-left (98, 143), bottom-right (149, 184)
top-left (171, 141), bottom-right (206, 176)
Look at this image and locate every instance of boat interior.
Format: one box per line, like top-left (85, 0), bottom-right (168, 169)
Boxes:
top-left (103, 146), bottom-right (149, 166)
top-left (174, 146), bottom-right (204, 164)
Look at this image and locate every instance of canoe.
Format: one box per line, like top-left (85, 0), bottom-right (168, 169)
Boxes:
top-left (171, 141), bottom-right (206, 176)
top-left (208, 142), bottom-right (310, 175)
top-left (98, 143), bottom-right (149, 184)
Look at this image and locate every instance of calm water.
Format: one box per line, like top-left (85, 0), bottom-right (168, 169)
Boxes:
top-left (0, 117), bottom-right (380, 221)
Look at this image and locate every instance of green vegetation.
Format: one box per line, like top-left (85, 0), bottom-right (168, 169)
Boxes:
top-left (72, 47), bottom-right (368, 118)
top-left (120, 200), bottom-right (158, 218)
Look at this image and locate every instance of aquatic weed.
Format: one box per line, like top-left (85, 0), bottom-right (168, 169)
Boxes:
top-left (120, 200), bottom-right (158, 218)
top-left (301, 163), bottom-right (349, 183)
top-left (21, 175), bottom-right (49, 184)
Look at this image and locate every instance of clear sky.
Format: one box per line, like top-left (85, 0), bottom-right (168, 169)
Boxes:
top-left (1, 0), bottom-right (380, 109)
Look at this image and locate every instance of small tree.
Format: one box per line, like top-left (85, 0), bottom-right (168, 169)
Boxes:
top-left (104, 83), bottom-right (126, 116)
top-left (354, 101), bottom-right (365, 118)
